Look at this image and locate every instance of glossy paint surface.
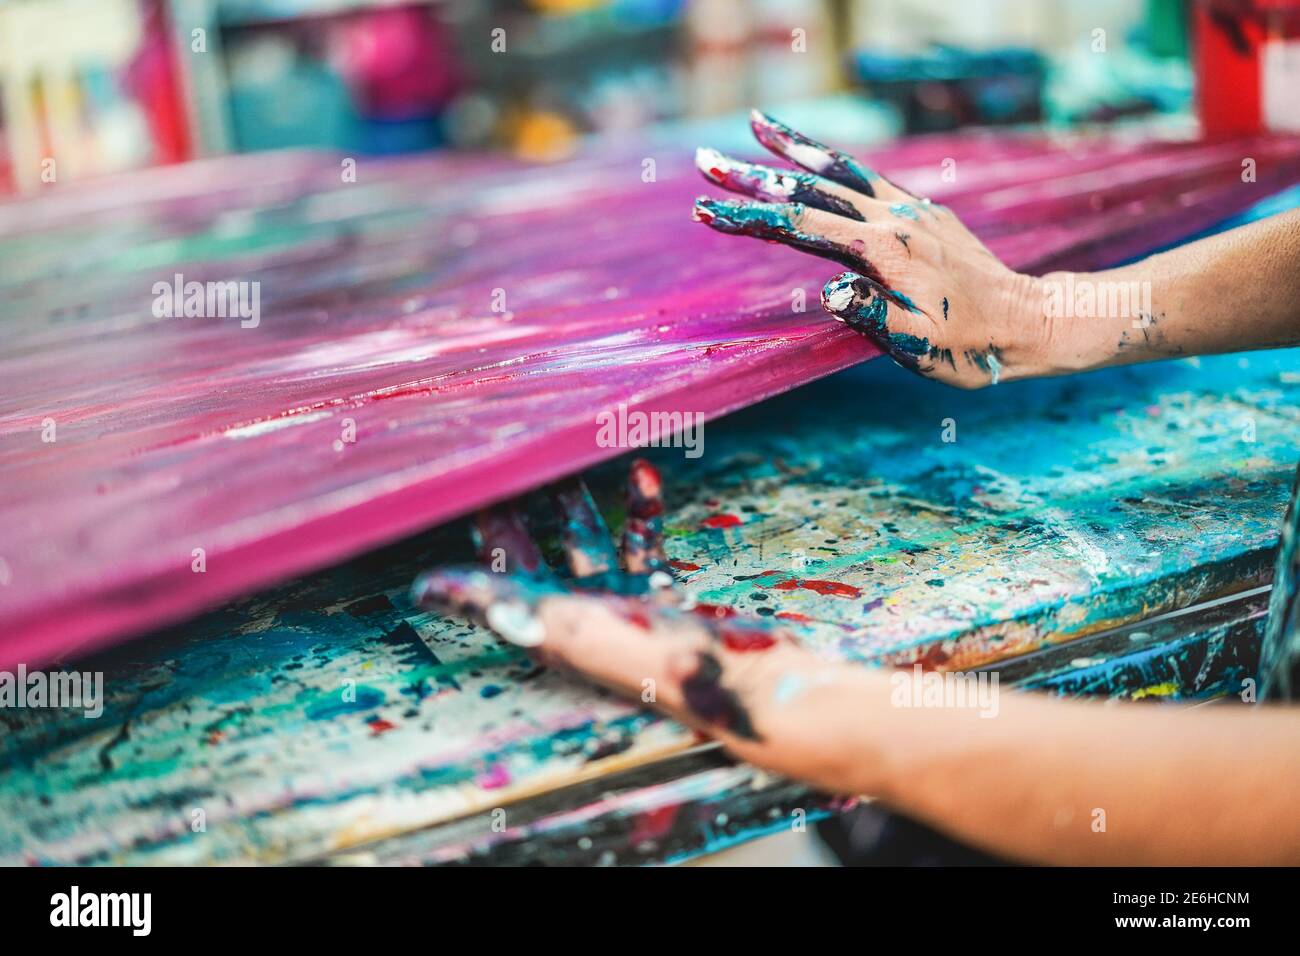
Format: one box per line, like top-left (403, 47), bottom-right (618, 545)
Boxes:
top-left (4, 132), bottom-right (1300, 666)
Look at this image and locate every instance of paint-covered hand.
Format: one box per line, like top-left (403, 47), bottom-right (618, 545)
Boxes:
top-left (411, 460), bottom-right (891, 796)
top-left (693, 112), bottom-right (1048, 389)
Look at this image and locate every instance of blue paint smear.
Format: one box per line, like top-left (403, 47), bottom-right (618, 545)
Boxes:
top-left (307, 687), bottom-right (385, 720)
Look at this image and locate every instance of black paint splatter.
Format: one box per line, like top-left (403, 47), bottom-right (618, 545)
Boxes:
top-left (680, 652), bottom-right (761, 740)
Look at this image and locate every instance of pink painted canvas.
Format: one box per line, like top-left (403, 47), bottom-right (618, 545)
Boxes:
top-left (2, 130), bottom-right (1298, 667)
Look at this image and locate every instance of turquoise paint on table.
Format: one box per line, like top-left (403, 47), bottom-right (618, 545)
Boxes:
top-left (2, 343), bottom-right (1297, 865)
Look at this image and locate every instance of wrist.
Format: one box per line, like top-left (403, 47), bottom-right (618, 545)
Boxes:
top-left (1033, 270), bottom-right (1132, 375)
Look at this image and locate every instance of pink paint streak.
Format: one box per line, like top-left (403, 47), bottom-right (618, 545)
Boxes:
top-left (1, 132), bottom-right (1298, 668)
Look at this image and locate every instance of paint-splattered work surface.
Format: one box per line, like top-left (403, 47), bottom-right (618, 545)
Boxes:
top-left (3, 347), bottom-right (1298, 865)
top-left (4, 133), bottom-right (1300, 668)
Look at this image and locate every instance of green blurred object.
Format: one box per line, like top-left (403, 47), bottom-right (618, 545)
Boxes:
top-left (1146, 0), bottom-right (1190, 60)
top-left (227, 54), bottom-right (361, 151)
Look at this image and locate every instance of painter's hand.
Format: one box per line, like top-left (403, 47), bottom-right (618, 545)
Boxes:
top-left (693, 112), bottom-right (1049, 389)
top-left (411, 461), bottom-right (893, 797)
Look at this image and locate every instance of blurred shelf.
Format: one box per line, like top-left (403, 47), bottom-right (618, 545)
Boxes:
top-left (217, 0), bottom-right (437, 28)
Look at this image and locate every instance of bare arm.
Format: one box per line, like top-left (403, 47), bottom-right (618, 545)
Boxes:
top-left (858, 678), bottom-right (1300, 865)
top-left (415, 581), bottom-right (1300, 866)
top-left (1043, 209), bottom-right (1300, 374)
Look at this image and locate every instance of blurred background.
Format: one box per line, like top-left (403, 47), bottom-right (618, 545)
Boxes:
top-left (1, 0), bottom-right (1298, 195)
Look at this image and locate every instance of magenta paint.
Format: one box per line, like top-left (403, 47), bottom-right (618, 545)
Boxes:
top-left (1, 131), bottom-right (1298, 668)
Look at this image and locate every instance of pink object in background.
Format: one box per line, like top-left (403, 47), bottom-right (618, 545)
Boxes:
top-left (332, 5), bottom-right (461, 119)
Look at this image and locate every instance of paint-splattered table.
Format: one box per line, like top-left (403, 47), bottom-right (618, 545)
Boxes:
top-left (3, 342), bottom-right (1296, 865)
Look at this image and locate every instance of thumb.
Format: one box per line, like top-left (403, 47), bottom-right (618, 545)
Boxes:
top-left (821, 271), bottom-right (937, 372)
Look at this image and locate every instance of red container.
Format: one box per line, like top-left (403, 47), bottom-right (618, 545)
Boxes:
top-left (1195, 0), bottom-right (1300, 134)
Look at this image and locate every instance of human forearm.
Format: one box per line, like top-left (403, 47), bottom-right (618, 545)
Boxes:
top-left (417, 567), bottom-right (1300, 866)
top-left (863, 688), bottom-right (1300, 865)
top-left (1041, 209), bottom-right (1300, 374)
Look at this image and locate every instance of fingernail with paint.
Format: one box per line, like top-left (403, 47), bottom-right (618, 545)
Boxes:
top-left (412, 567), bottom-right (550, 647)
top-left (823, 269), bottom-right (921, 319)
top-left (626, 457), bottom-right (664, 520)
top-left (692, 196), bottom-right (800, 238)
top-left (692, 195), bottom-right (741, 227)
top-left (748, 109), bottom-right (878, 197)
top-left (822, 272), bottom-right (931, 368)
top-left (748, 109), bottom-right (794, 149)
top-left (822, 271), bottom-right (887, 333)
top-left (553, 477), bottom-right (617, 579)
top-left (623, 457), bottom-right (668, 576)
top-left (697, 146), bottom-right (865, 221)
top-left (691, 195), bottom-right (718, 224)
top-left (821, 270), bottom-right (860, 314)
top-left (696, 145), bottom-right (777, 194)
top-left (694, 146), bottom-right (728, 185)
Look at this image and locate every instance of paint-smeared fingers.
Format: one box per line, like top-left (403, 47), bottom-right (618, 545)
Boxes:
top-left (526, 595), bottom-right (793, 744)
top-left (822, 271), bottom-right (948, 376)
top-left (621, 457), bottom-right (670, 578)
top-left (415, 567), bottom-right (889, 791)
top-left (695, 147), bottom-right (867, 221)
top-left (412, 566), bottom-right (563, 648)
top-left (414, 567), bottom-right (703, 707)
top-left (747, 110), bottom-right (920, 205)
top-left (749, 110), bottom-right (880, 197)
top-left (471, 505), bottom-right (545, 575)
top-left (538, 598), bottom-right (812, 745)
top-left (550, 476), bottom-right (618, 579)
top-left (692, 197), bottom-right (880, 275)
top-left (413, 567), bottom-right (842, 764)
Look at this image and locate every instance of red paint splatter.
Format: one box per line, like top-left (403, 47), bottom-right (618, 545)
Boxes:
top-left (367, 717), bottom-right (397, 735)
top-left (630, 804), bottom-right (680, 846)
top-left (770, 578), bottom-right (862, 598)
top-left (670, 560), bottom-right (702, 572)
top-left (719, 628), bottom-right (778, 652)
top-left (776, 611), bottom-right (813, 624)
top-left (701, 513), bottom-right (742, 529)
top-left (693, 603), bottom-right (737, 620)
top-left (622, 608), bottom-right (653, 630)
top-left (914, 642), bottom-right (951, 671)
